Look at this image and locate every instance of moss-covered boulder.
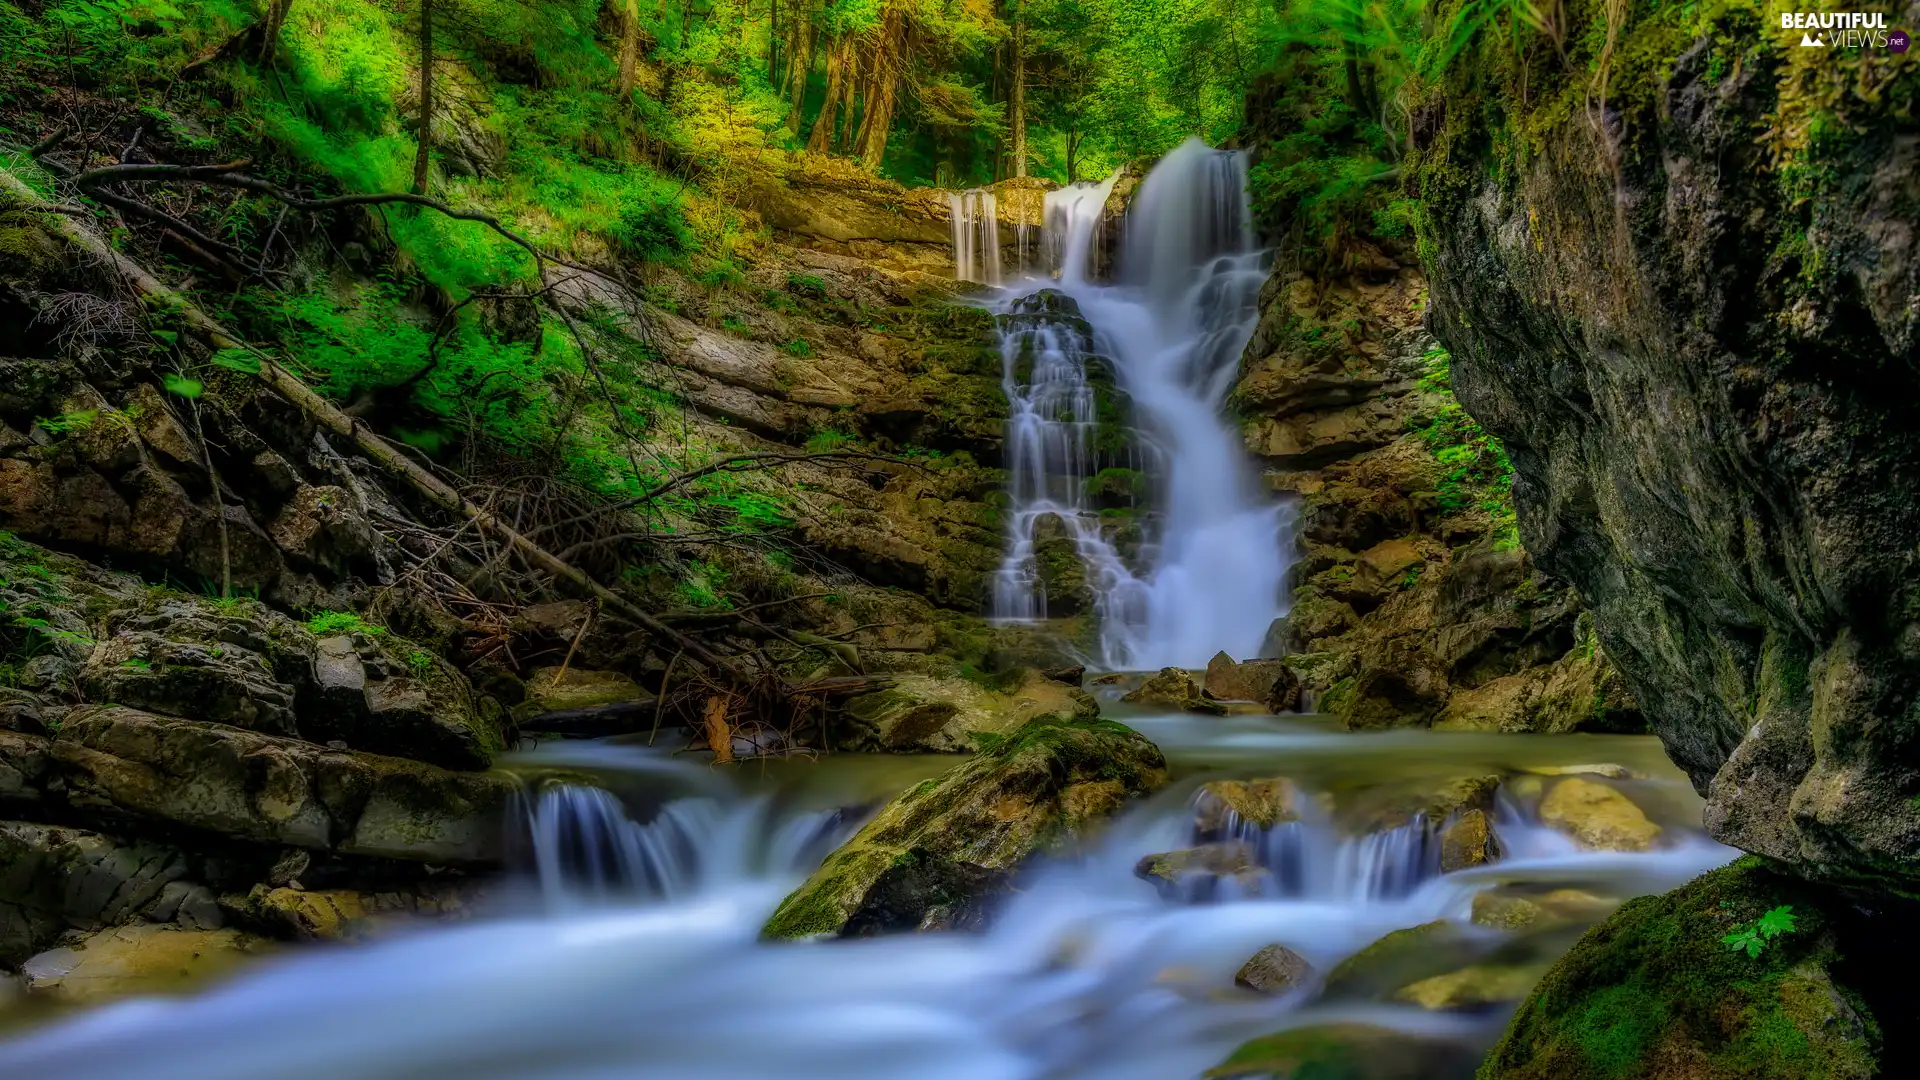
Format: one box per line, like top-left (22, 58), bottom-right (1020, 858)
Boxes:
top-left (1209, 1023), bottom-right (1479, 1080)
top-left (1134, 842), bottom-right (1266, 900)
top-left (763, 715), bottom-right (1166, 938)
top-left (837, 670), bottom-right (1099, 753)
top-left (1395, 963), bottom-right (1546, 1011)
top-left (1193, 777), bottom-right (1305, 836)
top-left (1478, 860), bottom-right (1880, 1080)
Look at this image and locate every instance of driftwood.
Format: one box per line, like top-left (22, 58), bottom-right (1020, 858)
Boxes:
top-left (0, 166), bottom-right (747, 684)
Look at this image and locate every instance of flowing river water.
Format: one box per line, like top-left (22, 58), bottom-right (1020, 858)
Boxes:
top-left (0, 144), bottom-right (1734, 1078)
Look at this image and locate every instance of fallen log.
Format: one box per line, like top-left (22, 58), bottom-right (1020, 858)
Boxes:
top-left (518, 698), bottom-right (660, 738)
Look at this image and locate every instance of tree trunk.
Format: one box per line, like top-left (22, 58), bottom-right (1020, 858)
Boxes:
top-left (412, 0), bottom-right (434, 196)
top-left (1066, 128), bottom-right (1080, 184)
top-left (853, 7), bottom-right (901, 168)
top-left (259, 0), bottom-right (295, 68)
top-left (806, 35), bottom-right (845, 153)
top-left (1010, 11), bottom-right (1027, 178)
top-left (783, 10), bottom-right (814, 133)
top-left (835, 42), bottom-right (862, 154)
top-left (768, 0), bottom-right (779, 81)
top-left (617, 0), bottom-right (640, 100)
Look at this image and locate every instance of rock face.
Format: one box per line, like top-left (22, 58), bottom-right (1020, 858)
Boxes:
top-left (763, 716), bottom-right (1166, 938)
top-left (52, 706), bottom-right (516, 864)
top-left (1414, 4), bottom-right (1920, 889)
top-left (1232, 249), bottom-right (1640, 734)
top-left (1479, 861), bottom-right (1882, 1080)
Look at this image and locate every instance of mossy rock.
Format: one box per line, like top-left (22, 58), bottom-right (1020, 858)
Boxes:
top-left (1323, 920), bottom-right (1484, 1000)
top-left (1209, 1023), bottom-right (1479, 1080)
top-left (1478, 859), bottom-right (1880, 1080)
top-left (763, 715), bottom-right (1166, 938)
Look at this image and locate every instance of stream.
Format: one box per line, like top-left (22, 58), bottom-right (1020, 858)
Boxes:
top-left (0, 142), bottom-right (1734, 1078)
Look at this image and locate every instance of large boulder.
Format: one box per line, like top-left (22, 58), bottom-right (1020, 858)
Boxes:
top-left (305, 631), bottom-right (501, 770)
top-left (1415, 1), bottom-right (1920, 889)
top-left (50, 706), bottom-right (518, 864)
top-left (1122, 667), bottom-right (1227, 715)
top-left (763, 716), bottom-right (1165, 937)
top-left (836, 670), bottom-right (1100, 753)
top-left (1209, 1023), bottom-right (1479, 1080)
top-left (1202, 651), bottom-right (1300, 709)
top-left (1480, 860), bottom-right (1881, 1079)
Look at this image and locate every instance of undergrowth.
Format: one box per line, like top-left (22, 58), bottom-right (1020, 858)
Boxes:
top-left (1411, 347), bottom-right (1518, 547)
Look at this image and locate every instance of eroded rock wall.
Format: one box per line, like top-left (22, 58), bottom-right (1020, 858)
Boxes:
top-left (1413, 1), bottom-right (1920, 892)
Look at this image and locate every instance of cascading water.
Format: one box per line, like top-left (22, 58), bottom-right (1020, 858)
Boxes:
top-left (988, 139), bottom-right (1288, 669)
top-left (950, 188), bottom-right (1002, 285)
top-left (0, 738), bottom-right (1736, 1080)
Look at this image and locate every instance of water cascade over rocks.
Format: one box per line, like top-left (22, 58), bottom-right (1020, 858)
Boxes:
top-left (949, 188), bottom-right (1002, 285)
top-left (988, 139), bottom-right (1288, 669)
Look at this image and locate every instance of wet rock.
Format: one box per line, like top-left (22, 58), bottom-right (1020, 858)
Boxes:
top-left (1526, 763), bottom-right (1640, 780)
top-left (1208, 1022), bottom-right (1480, 1080)
top-left (1470, 888), bottom-right (1615, 933)
top-left (51, 706), bottom-right (518, 864)
top-left (1030, 513), bottom-right (1094, 617)
top-left (840, 853), bottom-right (1011, 937)
top-left (764, 716), bottom-right (1165, 938)
top-left (1202, 651), bottom-right (1295, 705)
top-left (0, 730), bottom-right (50, 806)
top-left (238, 882), bottom-right (481, 941)
top-left (1234, 943), bottom-right (1316, 995)
top-left (1193, 778), bottom-right (1303, 835)
top-left (0, 821), bottom-right (223, 963)
top-left (1395, 963), bottom-right (1546, 1011)
top-left (1538, 778), bottom-right (1662, 852)
top-left (1438, 808), bottom-right (1496, 871)
top-left (20, 925), bottom-right (264, 1003)
top-left (1480, 860), bottom-right (1880, 1079)
top-left (1134, 843), bottom-right (1266, 900)
top-left (1041, 665), bottom-right (1086, 686)
top-left (1322, 921), bottom-right (1484, 1000)
top-left (1341, 773), bottom-right (1500, 834)
top-left (838, 670), bottom-right (1098, 754)
top-left (1122, 667), bottom-right (1227, 715)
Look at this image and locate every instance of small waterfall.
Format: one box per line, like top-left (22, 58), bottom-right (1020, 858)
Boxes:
top-left (516, 784), bottom-right (851, 910)
top-left (1197, 800), bottom-right (1446, 904)
top-left (949, 188), bottom-right (1001, 284)
top-left (982, 139), bottom-right (1287, 669)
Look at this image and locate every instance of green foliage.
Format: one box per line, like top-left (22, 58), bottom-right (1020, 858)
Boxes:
top-left (782, 338), bottom-right (814, 358)
top-left (35, 410), bottom-right (99, 435)
top-left (1722, 905), bottom-right (1800, 959)
top-left (804, 429), bottom-right (855, 453)
top-left (1410, 348), bottom-right (1516, 542)
top-left (306, 610), bottom-right (385, 637)
top-left (162, 373), bottom-right (203, 399)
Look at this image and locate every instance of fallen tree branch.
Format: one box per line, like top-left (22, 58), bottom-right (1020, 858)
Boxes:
top-left (1, 166), bottom-right (748, 684)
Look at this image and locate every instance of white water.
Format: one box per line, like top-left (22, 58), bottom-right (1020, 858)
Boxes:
top-left (951, 188), bottom-right (1002, 285)
top-left (986, 139), bottom-right (1288, 669)
top-left (0, 740), bottom-right (1734, 1080)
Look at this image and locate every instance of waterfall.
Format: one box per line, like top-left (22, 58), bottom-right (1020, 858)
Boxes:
top-left (949, 188), bottom-right (1001, 284)
top-left (986, 138), bottom-right (1288, 669)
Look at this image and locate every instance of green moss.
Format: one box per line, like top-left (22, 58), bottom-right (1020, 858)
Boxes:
top-left (1478, 859), bottom-right (1880, 1080)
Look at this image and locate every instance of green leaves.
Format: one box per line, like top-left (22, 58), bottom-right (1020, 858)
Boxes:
top-left (162, 373), bottom-right (204, 399)
top-left (1722, 905), bottom-right (1799, 959)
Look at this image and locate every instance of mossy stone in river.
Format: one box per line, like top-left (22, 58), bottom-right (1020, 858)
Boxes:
top-left (763, 715), bottom-right (1166, 938)
top-left (1478, 859), bottom-right (1880, 1080)
top-left (1323, 920), bottom-right (1484, 1000)
top-left (1209, 1023), bottom-right (1479, 1080)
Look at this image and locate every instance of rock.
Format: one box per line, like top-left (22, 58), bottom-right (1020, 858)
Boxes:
top-left (0, 821), bottom-right (223, 964)
top-left (1538, 778), bottom-right (1662, 852)
top-left (1133, 843), bottom-right (1266, 900)
top-left (1202, 651), bottom-right (1296, 705)
top-left (1394, 963), bottom-right (1546, 1010)
top-left (239, 883), bottom-right (480, 941)
top-left (1358, 537), bottom-right (1423, 579)
top-left (1263, 665), bottom-right (1303, 713)
top-left (1193, 778), bottom-right (1303, 835)
top-left (1341, 773), bottom-right (1500, 834)
top-left (1438, 808), bottom-right (1495, 871)
top-left (839, 854), bottom-right (1011, 937)
top-left (51, 705), bottom-right (518, 863)
top-left (1030, 513), bottom-right (1094, 617)
top-left (1416, 2), bottom-right (1920, 889)
top-left (1479, 860), bottom-right (1880, 1079)
top-left (837, 670), bottom-right (1099, 754)
top-left (1470, 891), bottom-right (1546, 931)
top-left (0, 729), bottom-right (50, 806)
top-left (1257, 616), bottom-right (1290, 659)
top-left (1526, 763), bottom-right (1641, 780)
top-left (79, 601), bottom-right (304, 737)
top-left (20, 925), bottom-right (263, 1003)
top-left (763, 716), bottom-right (1165, 937)
top-left (521, 667), bottom-right (645, 714)
top-left (1122, 667), bottom-right (1227, 715)
top-left (268, 484), bottom-right (378, 579)
top-left (1467, 887), bottom-right (1614, 933)
top-left (301, 632), bottom-right (502, 770)
top-left (1234, 943), bottom-right (1316, 995)
top-left (1322, 921), bottom-right (1483, 1000)
top-left (1041, 665), bottom-right (1085, 686)
top-left (1208, 1023), bottom-right (1479, 1080)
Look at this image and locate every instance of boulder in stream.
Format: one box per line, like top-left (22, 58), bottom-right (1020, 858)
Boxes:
top-left (1122, 667), bottom-right (1226, 715)
top-left (1234, 943), bottom-right (1317, 995)
top-left (1208, 1023), bottom-right (1479, 1080)
top-left (762, 715), bottom-right (1166, 938)
top-left (1134, 842), bottom-right (1266, 900)
top-left (1538, 778), bottom-right (1662, 852)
